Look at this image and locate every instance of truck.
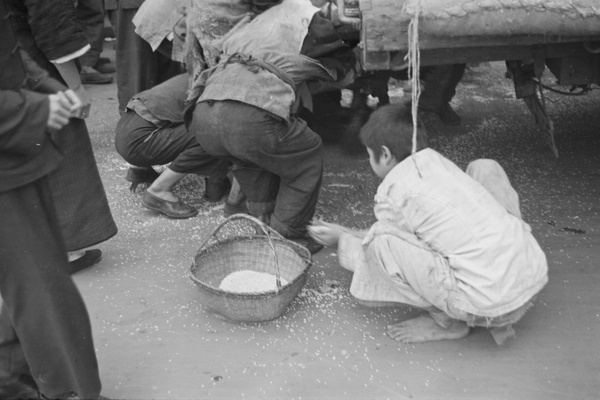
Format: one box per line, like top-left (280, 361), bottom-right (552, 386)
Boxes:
top-left (337, 0), bottom-right (600, 156)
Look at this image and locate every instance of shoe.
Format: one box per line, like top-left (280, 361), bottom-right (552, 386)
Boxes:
top-left (69, 249), bottom-right (102, 274)
top-left (142, 191), bottom-right (198, 219)
top-left (288, 235), bottom-right (324, 255)
top-left (94, 61), bottom-right (115, 74)
top-left (125, 167), bottom-right (160, 192)
top-left (436, 103), bottom-right (462, 126)
top-left (419, 103), bottom-right (461, 126)
top-left (80, 66), bottom-right (113, 85)
top-left (203, 176), bottom-right (231, 202)
top-left (98, 56), bottom-right (112, 65)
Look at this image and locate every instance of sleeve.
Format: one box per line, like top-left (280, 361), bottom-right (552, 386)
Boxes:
top-left (22, 0), bottom-right (89, 61)
top-left (0, 88), bottom-right (50, 155)
top-left (19, 50), bottom-right (66, 94)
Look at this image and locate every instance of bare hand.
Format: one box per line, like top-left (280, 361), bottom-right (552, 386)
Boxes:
top-left (63, 89), bottom-right (83, 117)
top-left (70, 84), bottom-right (91, 118)
top-left (47, 92), bottom-right (72, 131)
top-left (307, 219), bottom-right (346, 247)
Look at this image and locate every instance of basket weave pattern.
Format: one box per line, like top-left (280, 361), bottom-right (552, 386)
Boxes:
top-left (190, 215), bottom-right (312, 322)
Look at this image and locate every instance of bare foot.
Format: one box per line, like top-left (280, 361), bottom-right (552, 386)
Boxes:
top-left (387, 315), bottom-right (470, 343)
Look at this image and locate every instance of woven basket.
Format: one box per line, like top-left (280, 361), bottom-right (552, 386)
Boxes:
top-left (190, 214), bottom-right (312, 323)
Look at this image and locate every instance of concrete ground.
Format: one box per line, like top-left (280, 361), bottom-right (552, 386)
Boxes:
top-left (78, 60), bottom-right (599, 400)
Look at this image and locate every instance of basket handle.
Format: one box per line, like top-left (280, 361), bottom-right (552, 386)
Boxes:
top-left (198, 214), bottom-right (283, 291)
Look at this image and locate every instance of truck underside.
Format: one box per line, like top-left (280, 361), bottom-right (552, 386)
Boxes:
top-left (351, 0), bottom-right (600, 156)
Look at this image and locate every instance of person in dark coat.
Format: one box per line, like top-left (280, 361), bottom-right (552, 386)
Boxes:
top-left (5, 0), bottom-right (118, 272)
top-left (0, 2), bottom-right (105, 398)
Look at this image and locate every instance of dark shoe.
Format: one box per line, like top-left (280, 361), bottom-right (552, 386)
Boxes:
top-left (125, 167), bottom-right (160, 192)
top-left (437, 103), bottom-right (462, 126)
top-left (142, 191), bottom-right (198, 219)
top-left (80, 66), bottom-right (113, 85)
top-left (98, 56), bottom-right (112, 65)
top-left (203, 176), bottom-right (231, 202)
top-left (288, 235), bottom-right (324, 255)
top-left (94, 61), bottom-right (115, 74)
top-left (69, 249), bottom-right (102, 274)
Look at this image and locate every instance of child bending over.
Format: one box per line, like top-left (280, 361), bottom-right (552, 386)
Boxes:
top-left (309, 104), bottom-right (548, 345)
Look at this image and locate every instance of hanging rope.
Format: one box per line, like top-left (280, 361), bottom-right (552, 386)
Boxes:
top-left (402, 0), bottom-right (423, 175)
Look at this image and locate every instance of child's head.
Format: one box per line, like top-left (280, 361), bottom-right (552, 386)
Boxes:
top-left (359, 103), bottom-right (429, 168)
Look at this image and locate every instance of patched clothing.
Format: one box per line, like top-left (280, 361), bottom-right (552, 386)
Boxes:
top-left (191, 0), bottom-right (355, 237)
top-left (195, 0), bottom-right (335, 121)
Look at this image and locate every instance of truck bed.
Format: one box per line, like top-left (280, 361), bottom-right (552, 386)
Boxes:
top-left (359, 0), bottom-right (600, 70)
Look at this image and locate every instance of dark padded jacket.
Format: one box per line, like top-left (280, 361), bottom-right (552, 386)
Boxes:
top-left (0, 0), bottom-right (65, 192)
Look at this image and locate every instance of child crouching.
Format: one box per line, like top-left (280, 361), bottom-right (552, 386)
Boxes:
top-left (309, 104), bottom-right (548, 345)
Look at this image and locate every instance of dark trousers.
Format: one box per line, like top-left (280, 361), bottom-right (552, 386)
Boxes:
top-left (192, 101), bottom-right (323, 237)
top-left (0, 178), bottom-right (101, 399)
top-left (418, 64), bottom-right (466, 111)
top-left (115, 110), bottom-right (229, 178)
top-left (77, 0), bottom-right (105, 68)
top-left (107, 8), bottom-right (185, 113)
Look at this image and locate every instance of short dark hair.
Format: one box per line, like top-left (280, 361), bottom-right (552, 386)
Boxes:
top-left (242, 0), bottom-right (283, 12)
top-left (359, 103), bottom-right (428, 162)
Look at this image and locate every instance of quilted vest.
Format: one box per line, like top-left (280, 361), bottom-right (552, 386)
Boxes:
top-left (198, 0), bottom-right (324, 121)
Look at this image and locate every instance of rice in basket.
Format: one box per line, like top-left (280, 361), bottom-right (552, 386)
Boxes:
top-left (219, 270), bottom-right (289, 293)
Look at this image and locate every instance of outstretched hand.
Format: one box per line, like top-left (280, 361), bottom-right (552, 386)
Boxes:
top-left (307, 219), bottom-right (347, 247)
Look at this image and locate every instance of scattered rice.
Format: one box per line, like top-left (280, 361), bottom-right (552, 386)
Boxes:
top-left (219, 270), bottom-right (289, 293)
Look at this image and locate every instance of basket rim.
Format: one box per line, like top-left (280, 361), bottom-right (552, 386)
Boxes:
top-left (189, 236), bottom-right (312, 298)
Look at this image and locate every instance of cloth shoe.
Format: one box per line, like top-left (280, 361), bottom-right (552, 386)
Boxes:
top-left (69, 249), bottom-right (102, 274)
top-left (142, 191), bottom-right (198, 219)
top-left (125, 167), bottom-right (160, 192)
top-left (203, 177), bottom-right (231, 202)
top-left (93, 61), bottom-right (115, 74)
top-left (80, 66), bottom-right (113, 85)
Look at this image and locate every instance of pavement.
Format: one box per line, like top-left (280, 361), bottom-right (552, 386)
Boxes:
top-left (78, 60), bottom-right (600, 400)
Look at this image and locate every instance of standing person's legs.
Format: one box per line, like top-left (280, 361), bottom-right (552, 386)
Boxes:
top-left (77, 0), bottom-right (112, 84)
top-left (110, 7), bottom-right (148, 112)
top-left (466, 159), bottom-right (521, 219)
top-left (109, 7), bottom-right (184, 113)
top-left (418, 64), bottom-right (466, 125)
top-left (0, 302), bottom-right (38, 399)
top-left (0, 178), bottom-right (101, 399)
